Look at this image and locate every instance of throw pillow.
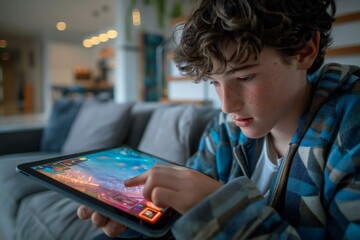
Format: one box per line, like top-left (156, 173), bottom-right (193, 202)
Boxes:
top-left (61, 99), bottom-right (133, 154)
top-left (138, 104), bottom-right (219, 165)
top-left (125, 102), bottom-right (168, 148)
top-left (40, 98), bottom-right (83, 152)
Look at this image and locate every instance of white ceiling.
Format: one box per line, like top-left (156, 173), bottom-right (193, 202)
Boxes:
top-left (0, 0), bottom-right (116, 42)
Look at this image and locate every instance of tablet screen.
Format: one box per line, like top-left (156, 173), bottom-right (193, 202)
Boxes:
top-left (30, 146), bottom-right (169, 224)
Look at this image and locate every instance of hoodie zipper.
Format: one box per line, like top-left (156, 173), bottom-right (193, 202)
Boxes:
top-left (232, 146), bottom-right (250, 178)
top-left (268, 144), bottom-right (298, 209)
top-left (233, 139), bottom-right (296, 209)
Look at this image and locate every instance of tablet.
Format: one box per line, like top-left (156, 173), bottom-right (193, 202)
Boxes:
top-left (16, 146), bottom-right (180, 238)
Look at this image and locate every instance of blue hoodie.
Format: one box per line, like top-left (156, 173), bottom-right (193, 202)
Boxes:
top-left (172, 63), bottom-right (360, 239)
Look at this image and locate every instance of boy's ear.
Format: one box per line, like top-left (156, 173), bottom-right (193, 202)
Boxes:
top-left (297, 31), bottom-right (320, 70)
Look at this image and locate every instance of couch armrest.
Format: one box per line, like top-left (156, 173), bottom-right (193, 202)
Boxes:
top-left (0, 127), bottom-right (43, 155)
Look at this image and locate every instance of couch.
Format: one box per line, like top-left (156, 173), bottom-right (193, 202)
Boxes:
top-left (0, 98), bottom-right (219, 240)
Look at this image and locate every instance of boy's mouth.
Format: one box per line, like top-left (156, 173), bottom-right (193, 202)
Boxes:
top-left (232, 116), bottom-right (253, 127)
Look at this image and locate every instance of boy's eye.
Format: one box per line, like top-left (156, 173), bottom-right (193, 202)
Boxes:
top-left (209, 81), bottom-right (220, 86)
top-left (237, 74), bottom-right (254, 81)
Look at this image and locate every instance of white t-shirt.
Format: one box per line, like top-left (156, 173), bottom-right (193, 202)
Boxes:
top-left (250, 135), bottom-right (283, 201)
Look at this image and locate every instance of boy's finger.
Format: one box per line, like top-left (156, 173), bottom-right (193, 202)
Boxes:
top-left (102, 219), bottom-right (127, 237)
top-left (77, 205), bottom-right (94, 219)
top-left (124, 170), bottom-right (150, 187)
top-left (91, 211), bottom-right (109, 228)
top-left (124, 163), bottom-right (186, 187)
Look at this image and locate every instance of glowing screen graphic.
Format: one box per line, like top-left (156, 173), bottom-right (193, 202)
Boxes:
top-left (31, 147), bottom-right (168, 223)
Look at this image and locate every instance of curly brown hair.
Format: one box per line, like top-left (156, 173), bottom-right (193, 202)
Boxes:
top-left (173, 0), bottom-right (336, 81)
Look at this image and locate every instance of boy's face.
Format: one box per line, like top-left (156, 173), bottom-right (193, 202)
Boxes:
top-left (208, 46), bottom-right (310, 139)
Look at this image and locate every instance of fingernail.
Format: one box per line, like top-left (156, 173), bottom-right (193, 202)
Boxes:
top-left (124, 178), bottom-right (131, 185)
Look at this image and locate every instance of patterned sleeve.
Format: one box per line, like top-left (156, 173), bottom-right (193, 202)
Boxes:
top-left (177, 112), bottom-right (302, 239)
top-left (324, 96), bottom-right (360, 239)
top-left (185, 112), bottom-right (222, 180)
top-left (172, 177), bottom-right (301, 239)
top-left (186, 112), bottom-right (241, 183)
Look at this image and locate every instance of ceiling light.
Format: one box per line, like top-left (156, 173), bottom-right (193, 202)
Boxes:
top-left (82, 39), bottom-right (93, 48)
top-left (107, 30), bottom-right (118, 39)
top-left (82, 28), bottom-right (117, 49)
top-left (56, 22), bottom-right (67, 31)
top-left (91, 36), bottom-right (100, 45)
top-left (99, 33), bottom-right (109, 42)
top-left (132, 9), bottom-right (141, 26)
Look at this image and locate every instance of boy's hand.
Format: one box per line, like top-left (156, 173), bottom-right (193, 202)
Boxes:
top-left (77, 205), bottom-right (127, 237)
top-left (125, 164), bottom-right (222, 214)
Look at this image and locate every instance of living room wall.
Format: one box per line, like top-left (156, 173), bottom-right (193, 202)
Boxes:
top-left (8, 0), bottom-right (359, 118)
top-left (48, 41), bottom-right (97, 86)
top-left (324, 0), bottom-right (360, 66)
top-left (31, 0), bottom-right (360, 118)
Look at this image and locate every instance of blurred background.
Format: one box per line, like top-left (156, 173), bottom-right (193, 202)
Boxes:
top-left (0, 0), bottom-right (359, 125)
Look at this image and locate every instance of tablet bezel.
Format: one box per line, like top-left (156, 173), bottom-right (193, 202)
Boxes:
top-left (16, 146), bottom-right (180, 238)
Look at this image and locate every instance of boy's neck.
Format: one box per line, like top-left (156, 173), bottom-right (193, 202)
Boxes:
top-left (269, 132), bottom-right (291, 158)
top-left (270, 81), bottom-right (314, 157)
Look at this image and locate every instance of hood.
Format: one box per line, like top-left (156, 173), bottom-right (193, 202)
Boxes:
top-left (292, 63), bottom-right (360, 144)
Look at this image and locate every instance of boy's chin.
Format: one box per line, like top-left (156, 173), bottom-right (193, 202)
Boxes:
top-left (239, 128), bottom-right (268, 139)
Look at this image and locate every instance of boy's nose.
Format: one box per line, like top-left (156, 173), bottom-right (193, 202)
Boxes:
top-left (220, 86), bottom-right (242, 114)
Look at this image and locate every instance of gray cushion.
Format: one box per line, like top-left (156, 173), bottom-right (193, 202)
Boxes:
top-left (40, 98), bottom-right (83, 152)
top-left (138, 104), bottom-right (219, 165)
top-left (0, 152), bottom-right (63, 239)
top-left (124, 102), bottom-right (168, 148)
top-left (62, 100), bottom-right (133, 154)
top-left (16, 191), bottom-right (101, 240)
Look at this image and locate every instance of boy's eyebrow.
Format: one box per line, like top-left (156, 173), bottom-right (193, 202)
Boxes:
top-left (206, 63), bottom-right (258, 80)
top-left (224, 63), bottom-right (258, 76)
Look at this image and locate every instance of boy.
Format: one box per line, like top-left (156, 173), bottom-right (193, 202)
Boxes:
top-left (78, 0), bottom-right (360, 239)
